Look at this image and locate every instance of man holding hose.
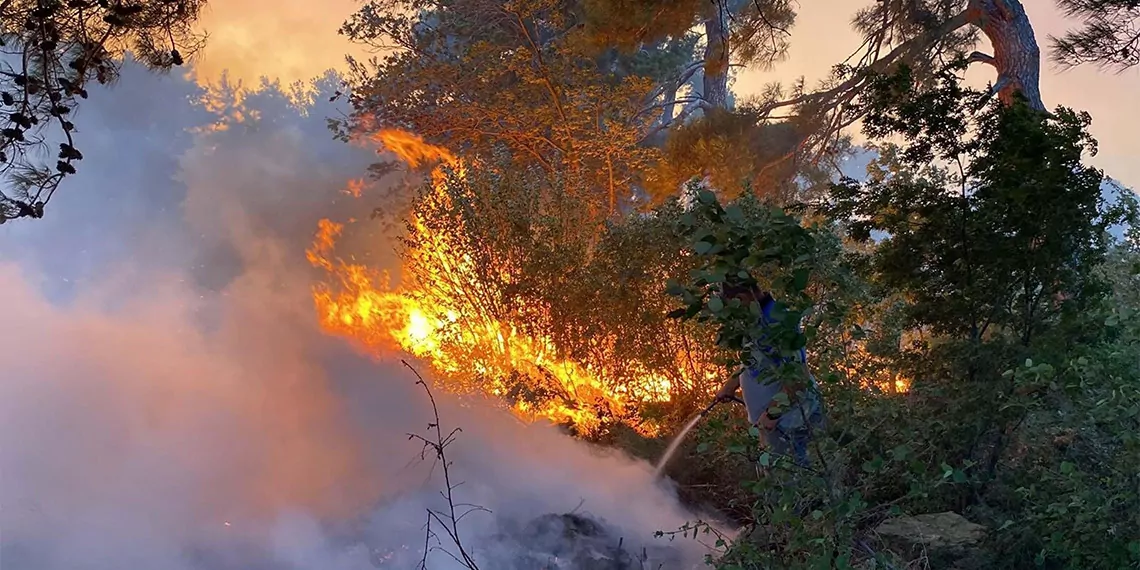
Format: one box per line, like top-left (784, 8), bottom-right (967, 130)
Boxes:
top-left (714, 283), bottom-right (824, 467)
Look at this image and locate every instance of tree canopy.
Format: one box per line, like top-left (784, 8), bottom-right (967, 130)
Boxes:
top-left (1051, 0), bottom-right (1140, 70)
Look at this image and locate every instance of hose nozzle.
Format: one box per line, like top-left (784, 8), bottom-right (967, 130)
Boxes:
top-left (701, 395), bottom-right (744, 416)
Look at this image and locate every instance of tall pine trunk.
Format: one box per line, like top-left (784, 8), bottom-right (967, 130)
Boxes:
top-left (702, 1), bottom-right (731, 110)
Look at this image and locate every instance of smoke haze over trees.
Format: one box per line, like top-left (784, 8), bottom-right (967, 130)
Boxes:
top-left (2, 0), bottom-right (1140, 568)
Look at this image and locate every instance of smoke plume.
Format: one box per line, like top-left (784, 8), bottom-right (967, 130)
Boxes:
top-left (0, 64), bottom-right (722, 569)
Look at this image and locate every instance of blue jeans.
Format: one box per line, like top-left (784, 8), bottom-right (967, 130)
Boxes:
top-left (765, 397), bottom-right (824, 467)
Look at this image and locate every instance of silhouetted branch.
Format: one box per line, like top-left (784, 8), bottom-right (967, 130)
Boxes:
top-left (402, 360), bottom-right (489, 570)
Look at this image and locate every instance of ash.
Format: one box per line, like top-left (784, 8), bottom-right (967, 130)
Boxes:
top-left (481, 512), bottom-right (692, 570)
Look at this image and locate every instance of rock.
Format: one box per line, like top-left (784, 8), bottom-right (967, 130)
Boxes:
top-left (874, 512), bottom-right (986, 568)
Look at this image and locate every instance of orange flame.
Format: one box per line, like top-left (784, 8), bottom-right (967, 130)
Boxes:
top-left (308, 130), bottom-right (670, 435)
top-left (308, 129), bottom-right (900, 435)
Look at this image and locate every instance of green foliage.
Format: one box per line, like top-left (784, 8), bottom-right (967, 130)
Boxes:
top-left (1051, 0), bottom-right (1140, 70)
top-left (650, 63), bottom-right (1140, 569)
top-left (661, 182), bottom-right (959, 568)
top-left (369, 8), bottom-right (1140, 565)
top-left (666, 179), bottom-right (832, 385)
top-left (830, 64), bottom-right (1129, 345)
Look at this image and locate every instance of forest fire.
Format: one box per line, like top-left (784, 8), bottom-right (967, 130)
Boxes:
top-left (307, 130), bottom-right (670, 435)
top-left (306, 130), bottom-right (911, 435)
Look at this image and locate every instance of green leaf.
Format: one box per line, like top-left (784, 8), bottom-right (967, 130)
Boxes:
top-left (772, 391), bottom-right (790, 407)
top-left (758, 451), bottom-right (772, 467)
top-left (693, 241), bottom-right (713, 255)
top-left (890, 444), bottom-right (910, 461)
top-left (1060, 461), bottom-right (1076, 475)
top-left (707, 296), bottom-right (724, 313)
top-left (861, 458), bottom-right (881, 473)
top-left (791, 267), bottom-right (810, 292)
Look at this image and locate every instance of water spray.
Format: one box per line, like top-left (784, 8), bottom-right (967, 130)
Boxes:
top-left (653, 394), bottom-right (744, 479)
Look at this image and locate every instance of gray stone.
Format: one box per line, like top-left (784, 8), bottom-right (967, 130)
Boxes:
top-left (874, 512), bottom-right (986, 568)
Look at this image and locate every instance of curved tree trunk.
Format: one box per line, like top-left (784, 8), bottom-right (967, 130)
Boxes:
top-left (964, 0), bottom-right (1044, 111)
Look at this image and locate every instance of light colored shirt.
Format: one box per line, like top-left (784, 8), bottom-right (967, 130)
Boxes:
top-left (738, 296), bottom-right (815, 427)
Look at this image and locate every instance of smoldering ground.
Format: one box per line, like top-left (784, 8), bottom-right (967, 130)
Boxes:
top-left (0, 63), bottom-right (724, 569)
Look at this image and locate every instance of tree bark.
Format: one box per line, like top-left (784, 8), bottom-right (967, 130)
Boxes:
top-left (964, 0), bottom-right (1045, 111)
top-left (702, 1), bottom-right (731, 110)
top-left (659, 83), bottom-right (678, 128)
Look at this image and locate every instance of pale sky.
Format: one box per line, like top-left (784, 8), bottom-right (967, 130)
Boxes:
top-left (189, 0), bottom-right (1139, 186)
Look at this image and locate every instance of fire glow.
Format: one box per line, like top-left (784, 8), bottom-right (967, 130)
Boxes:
top-left (307, 130), bottom-right (673, 435)
top-left (307, 130), bottom-right (907, 437)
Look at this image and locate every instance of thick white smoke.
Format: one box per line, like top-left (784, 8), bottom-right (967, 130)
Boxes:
top-left (0, 64), bottom-right (723, 569)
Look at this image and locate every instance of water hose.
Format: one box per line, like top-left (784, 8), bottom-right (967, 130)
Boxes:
top-left (702, 395), bottom-right (745, 416)
top-left (653, 395), bottom-right (745, 478)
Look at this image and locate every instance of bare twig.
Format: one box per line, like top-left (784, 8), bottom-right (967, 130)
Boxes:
top-left (402, 360), bottom-right (490, 570)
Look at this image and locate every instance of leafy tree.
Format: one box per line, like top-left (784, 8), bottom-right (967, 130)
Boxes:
top-left (817, 63), bottom-right (1139, 567)
top-left (0, 0), bottom-right (206, 222)
top-left (828, 62), bottom-right (1127, 348)
top-left (338, 0), bottom-right (688, 219)
top-left (646, 58), bottom-right (1139, 567)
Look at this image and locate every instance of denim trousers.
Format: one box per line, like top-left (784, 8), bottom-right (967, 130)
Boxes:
top-left (765, 397), bottom-right (825, 467)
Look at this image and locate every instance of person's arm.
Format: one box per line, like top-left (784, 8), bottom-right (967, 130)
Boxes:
top-left (715, 374), bottom-right (740, 400)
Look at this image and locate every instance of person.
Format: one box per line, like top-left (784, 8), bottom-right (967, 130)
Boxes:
top-left (714, 283), bottom-right (824, 467)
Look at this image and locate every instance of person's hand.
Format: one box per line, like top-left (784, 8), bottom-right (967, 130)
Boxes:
top-left (758, 411), bottom-right (778, 431)
top-left (715, 383), bottom-right (736, 402)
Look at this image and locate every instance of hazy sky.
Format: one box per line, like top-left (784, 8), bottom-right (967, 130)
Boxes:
top-left (188, 0), bottom-right (1139, 187)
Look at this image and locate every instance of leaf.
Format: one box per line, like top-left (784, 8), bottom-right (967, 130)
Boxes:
top-left (707, 296), bottom-right (724, 313)
top-left (890, 444), bottom-right (910, 461)
top-left (791, 267), bottom-right (810, 292)
top-left (772, 391), bottom-right (790, 407)
top-left (1060, 461), bottom-right (1076, 475)
top-left (693, 241), bottom-right (713, 255)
